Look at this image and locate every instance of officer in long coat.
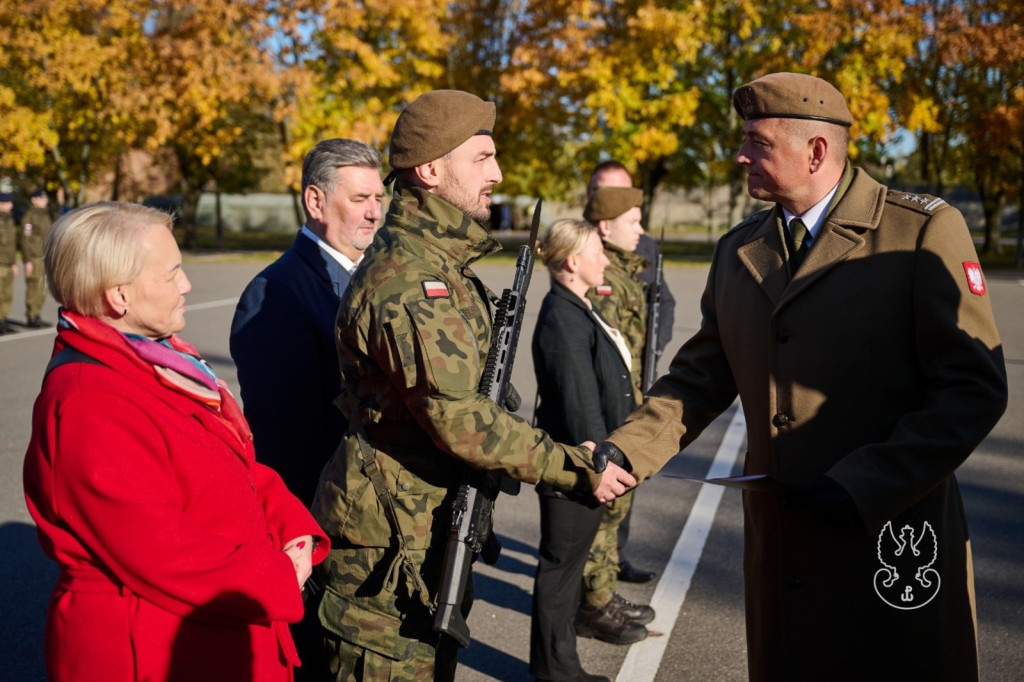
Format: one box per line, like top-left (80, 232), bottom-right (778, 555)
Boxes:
top-left (311, 90), bottom-right (634, 681)
top-left (596, 73), bottom-right (1008, 680)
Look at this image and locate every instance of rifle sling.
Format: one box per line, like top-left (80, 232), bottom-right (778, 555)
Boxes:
top-left (345, 411), bottom-right (435, 611)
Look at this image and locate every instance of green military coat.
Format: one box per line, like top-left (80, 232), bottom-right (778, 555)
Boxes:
top-left (608, 168), bottom-right (1007, 680)
top-left (587, 243), bottom-right (648, 400)
top-left (18, 205), bottom-right (51, 263)
top-left (0, 212), bottom-right (15, 266)
top-left (312, 181), bottom-right (596, 659)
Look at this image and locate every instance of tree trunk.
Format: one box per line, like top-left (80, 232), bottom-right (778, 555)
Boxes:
top-left (215, 189), bottom-right (225, 249)
top-left (977, 183), bottom-right (1004, 256)
top-left (178, 189), bottom-right (201, 250)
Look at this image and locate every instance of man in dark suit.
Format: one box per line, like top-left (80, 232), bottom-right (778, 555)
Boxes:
top-left (230, 139), bottom-right (384, 506)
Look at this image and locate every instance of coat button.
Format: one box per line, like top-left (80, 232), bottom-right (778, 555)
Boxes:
top-left (400, 482), bottom-right (411, 491)
top-left (772, 413), bottom-right (792, 427)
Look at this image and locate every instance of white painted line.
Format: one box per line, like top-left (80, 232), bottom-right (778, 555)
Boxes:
top-left (185, 297), bottom-right (240, 311)
top-left (0, 298), bottom-right (239, 344)
top-left (616, 403), bottom-right (747, 682)
top-left (0, 327), bottom-right (54, 343)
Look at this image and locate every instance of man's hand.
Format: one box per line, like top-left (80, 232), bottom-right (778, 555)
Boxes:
top-left (24, 261), bottom-right (33, 277)
top-left (593, 461), bottom-right (636, 505)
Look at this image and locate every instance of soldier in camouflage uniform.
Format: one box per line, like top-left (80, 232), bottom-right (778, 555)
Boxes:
top-left (574, 187), bottom-right (656, 644)
top-left (309, 90), bottom-right (635, 681)
top-left (19, 189), bottom-right (53, 327)
top-left (0, 193), bottom-right (18, 334)
top-left (586, 163), bottom-right (661, 586)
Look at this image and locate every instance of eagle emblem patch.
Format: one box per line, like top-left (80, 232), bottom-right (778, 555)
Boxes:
top-left (873, 520), bottom-right (941, 610)
top-left (962, 262), bottom-right (986, 296)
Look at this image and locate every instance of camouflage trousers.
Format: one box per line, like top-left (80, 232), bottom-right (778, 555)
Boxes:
top-left (24, 259), bottom-right (45, 318)
top-left (580, 489), bottom-right (634, 608)
top-left (317, 543), bottom-right (471, 682)
top-left (0, 265), bottom-right (13, 320)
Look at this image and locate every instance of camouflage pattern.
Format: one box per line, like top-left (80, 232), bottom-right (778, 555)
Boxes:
top-left (587, 243), bottom-right (649, 401)
top-left (583, 243), bottom-right (648, 610)
top-left (0, 211), bottom-right (16, 321)
top-left (19, 205), bottom-right (51, 318)
top-left (311, 179), bottom-right (598, 674)
top-left (581, 489), bottom-right (634, 608)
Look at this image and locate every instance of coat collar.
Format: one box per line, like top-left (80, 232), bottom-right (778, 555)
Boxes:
top-left (604, 242), bottom-right (648, 275)
top-left (292, 231), bottom-right (352, 298)
top-left (736, 167), bottom-right (887, 308)
top-left (548, 280), bottom-right (631, 370)
top-left (383, 180), bottom-right (502, 267)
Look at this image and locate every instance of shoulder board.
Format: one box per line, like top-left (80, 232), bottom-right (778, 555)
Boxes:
top-left (885, 190), bottom-right (948, 215)
top-left (726, 208), bottom-right (771, 235)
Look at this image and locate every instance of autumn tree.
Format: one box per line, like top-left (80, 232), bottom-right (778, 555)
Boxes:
top-left (0, 0), bottom-right (151, 204)
top-left (137, 0), bottom-right (281, 247)
top-left (500, 0), bottom-right (708, 224)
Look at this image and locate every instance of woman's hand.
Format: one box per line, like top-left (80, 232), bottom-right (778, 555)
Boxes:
top-left (282, 535), bottom-right (314, 589)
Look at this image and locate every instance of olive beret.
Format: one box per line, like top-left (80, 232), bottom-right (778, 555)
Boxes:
top-left (388, 90), bottom-right (496, 170)
top-left (584, 187), bottom-right (643, 222)
top-left (733, 72), bottom-right (853, 127)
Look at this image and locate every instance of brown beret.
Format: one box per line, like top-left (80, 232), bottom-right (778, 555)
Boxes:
top-left (584, 187), bottom-right (643, 222)
top-left (733, 72), bottom-right (853, 127)
top-left (388, 90), bottom-right (496, 170)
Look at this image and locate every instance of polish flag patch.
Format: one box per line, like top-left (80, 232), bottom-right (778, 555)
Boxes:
top-left (422, 280), bottom-right (450, 298)
top-left (962, 262), bottom-right (986, 296)
top-left (595, 285), bottom-right (614, 296)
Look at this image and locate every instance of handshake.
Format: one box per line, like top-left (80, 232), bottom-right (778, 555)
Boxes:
top-left (579, 441), bottom-right (636, 507)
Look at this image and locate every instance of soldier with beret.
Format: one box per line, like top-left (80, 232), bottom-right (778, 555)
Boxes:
top-left (585, 162), bottom-right (667, 588)
top-left (310, 90), bottom-right (635, 681)
top-left (0, 193), bottom-right (18, 334)
top-left (564, 186), bottom-right (656, 646)
top-left (592, 72), bottom-right (1008, 680)
top-left (19, 189), bottom-right (54, 328)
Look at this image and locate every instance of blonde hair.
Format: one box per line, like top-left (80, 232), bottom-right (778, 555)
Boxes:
top-left (536, 219), bottom-right (598, 273)
top-left (45, 202), bottom-right (175, 317)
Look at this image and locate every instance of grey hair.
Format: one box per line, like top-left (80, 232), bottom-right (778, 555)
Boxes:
top-left (301, 139), bottom-right (382, 217)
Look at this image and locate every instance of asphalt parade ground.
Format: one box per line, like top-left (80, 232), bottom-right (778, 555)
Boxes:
top-left (1, 254), bottom-right (1022, 681)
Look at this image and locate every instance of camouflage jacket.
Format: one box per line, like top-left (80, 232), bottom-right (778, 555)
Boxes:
top-left (587, 243), bottom-right (649, 400)
top-left (312, 182), bottom-right (597, 651)
top-left (0, 212), bottom-right (15, 266)
top-left (18, 206), bottom-right (51, 262)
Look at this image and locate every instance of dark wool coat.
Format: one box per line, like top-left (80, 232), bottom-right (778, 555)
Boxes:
top-left (608, 168), bottom-right (1007, 681)
top-left (231, 232), bottom-right (352, 506)
top-left (534, 280), bottom-right (636, 444)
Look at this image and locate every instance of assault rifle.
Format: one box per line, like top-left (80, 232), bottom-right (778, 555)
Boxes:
top-left (433, 199), bottom-right (543, 648)
top-left (641, 231), bottom-right (664, 394)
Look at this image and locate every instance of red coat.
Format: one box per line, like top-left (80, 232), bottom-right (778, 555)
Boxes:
top-left (23, 317), bottom-right (329, 682)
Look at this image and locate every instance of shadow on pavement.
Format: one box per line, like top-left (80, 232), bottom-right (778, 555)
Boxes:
top-left (0, 521), bottom-right (56, 681)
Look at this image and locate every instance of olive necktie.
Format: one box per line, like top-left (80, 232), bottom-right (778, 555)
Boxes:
top-left (789, 218), bottom-right (809, 270)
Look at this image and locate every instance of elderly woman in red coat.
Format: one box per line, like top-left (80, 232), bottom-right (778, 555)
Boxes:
top-left (23, 201), bottom-right (329, 681)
